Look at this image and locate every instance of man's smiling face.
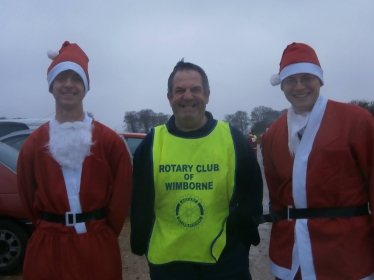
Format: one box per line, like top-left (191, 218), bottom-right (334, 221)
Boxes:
top-left (282, 73), bottom-right (322, 113)
top-left (51, 69), bottom-right (85, 111)
top-left (168, 70), bottom-right (210, 131)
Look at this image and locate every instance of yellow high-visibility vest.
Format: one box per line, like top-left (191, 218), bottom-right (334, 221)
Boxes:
top-left (148, 121), bottom-right (236, 264)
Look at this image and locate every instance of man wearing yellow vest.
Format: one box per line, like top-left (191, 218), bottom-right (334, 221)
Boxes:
top-left (130, 60), bottom-right (263, 280)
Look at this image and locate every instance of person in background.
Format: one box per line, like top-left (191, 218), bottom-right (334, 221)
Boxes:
top-left (262, 42), bottom-right (374, 279)
top-left (247, 131), bottom-right (258, 159)
top-left (259, 127), bottom-right (268, 157)
top-left (130, 59), bottom-right (263, 280)
top-left (17, 41), bottom-right (132, 280)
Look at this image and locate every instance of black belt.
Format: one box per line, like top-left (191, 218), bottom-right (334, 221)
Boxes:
top-left (254, 203), bottom-right (370, 224)
top-left (40, 208), bottom-right (106, 226)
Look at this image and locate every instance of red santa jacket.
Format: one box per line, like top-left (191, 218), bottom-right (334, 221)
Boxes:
top-left (263, 97), bottom-right (374, 280)
top-left (17, 120), bottom-right (133, 280)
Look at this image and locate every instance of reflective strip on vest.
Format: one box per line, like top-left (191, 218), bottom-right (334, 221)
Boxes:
top-left (147, 121), bottom-right (236, 264)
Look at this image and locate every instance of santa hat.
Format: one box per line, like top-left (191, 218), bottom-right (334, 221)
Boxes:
top-left (47, 41), bottom-right (90, 93)
top-left (270, 42), bottom-right (323, 86)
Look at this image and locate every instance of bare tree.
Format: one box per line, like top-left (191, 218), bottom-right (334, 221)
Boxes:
top-left (350, 99), bottom-right (374, 117)
top-left (223, 111), bottom-right (250, 134)
top-left (124, 111), bottom-right (139, 132)
top-left (250, 106), bottom-right (285, 132)
top-left (137, 109), bottom-right (154, 133)
top-left (124, 110), bottom-right (170, 133)
top-left (152, 112), bottom-right (170, 127)
top-left (250, 106), bottom-right (275, 124)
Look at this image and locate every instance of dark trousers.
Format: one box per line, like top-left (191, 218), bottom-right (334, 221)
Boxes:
top-left (149, 242), bottom-right (252, 280)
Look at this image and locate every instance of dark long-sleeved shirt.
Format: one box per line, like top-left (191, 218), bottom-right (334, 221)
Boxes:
top-left (130, 111), bottom-right (263, 258)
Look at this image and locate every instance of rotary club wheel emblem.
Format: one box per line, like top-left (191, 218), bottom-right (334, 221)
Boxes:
top-left (175, 196), bottom-right (206, 230)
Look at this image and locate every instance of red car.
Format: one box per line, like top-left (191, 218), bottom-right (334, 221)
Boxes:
top-left (119, 133), bottom-right (146, 157)
top-left (0, 142), bottom-right (32, 273)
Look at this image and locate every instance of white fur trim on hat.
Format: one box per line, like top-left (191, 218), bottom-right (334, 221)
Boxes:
top-left (270, 74), bottom-right (281, 86)
top-left (279, 62), bottom-right (324, 85)
top-left (47, 50), bottom-right (59, 60)
top-left (47, 61), bottom-right (89, 93)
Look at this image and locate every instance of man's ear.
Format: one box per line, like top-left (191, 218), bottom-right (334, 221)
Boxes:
top-left (167, 92), bottom-right (173, 105)
top-left (205, 91), bottom-right (210, 104)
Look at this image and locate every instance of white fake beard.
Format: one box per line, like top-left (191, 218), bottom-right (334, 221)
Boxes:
top-left (287, 107), bottom-right (310, 156)
top-left (48, 121), bottom-right (94, 169)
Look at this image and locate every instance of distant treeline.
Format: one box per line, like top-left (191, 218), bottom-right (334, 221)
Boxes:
top-left (122, 99), bottom-right (374, 134)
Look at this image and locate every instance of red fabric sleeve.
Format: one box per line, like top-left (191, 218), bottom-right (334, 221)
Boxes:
top-left (17, 136), bottom-right (39, 226)
top-left (350, 113), bottom-right (374, 220)
top-left (105, 132), bottom-right (133, 237)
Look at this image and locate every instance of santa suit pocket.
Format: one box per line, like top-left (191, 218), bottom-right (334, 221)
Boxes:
top-left (79, 156), bottom-right (113, 208)
top-left (318, 147), bottom-right (362, 198)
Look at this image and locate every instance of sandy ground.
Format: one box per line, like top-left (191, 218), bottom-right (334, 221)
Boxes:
top-left (248, 147), bottom-right (273, 279)
top-left (1, 147), bottom-right (273, 280)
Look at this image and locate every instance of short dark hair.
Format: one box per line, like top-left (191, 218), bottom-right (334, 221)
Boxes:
top-left (167, 59), bottom-right (210, 95)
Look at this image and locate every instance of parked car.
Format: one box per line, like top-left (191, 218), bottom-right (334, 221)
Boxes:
top-left (0, 122), bottom-right (29, 138)
top-left (0, 130), bottom-right (35, 151)
top-left (0, 118), bottom-right (51, 133)
top-left (119, 133), bottom-right (146, 157)
top-left (0, 119), bottom-right (50, 138)
top-left (0, 142), bottom-right (33, 273)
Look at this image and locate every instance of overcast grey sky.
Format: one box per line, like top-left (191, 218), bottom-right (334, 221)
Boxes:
top-left (1, 1), bottom-right (373, 131)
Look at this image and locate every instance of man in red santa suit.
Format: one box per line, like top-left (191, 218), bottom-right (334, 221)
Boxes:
top-left (17, 41), bottom-right (132, 280)
top-left (262, 42), bottom-right (374, 280)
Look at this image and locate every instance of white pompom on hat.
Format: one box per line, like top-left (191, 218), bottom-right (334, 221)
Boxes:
top-left (270, 42), bottom-right (323, 86)
top-left (47, 50), bottom-right (59, 60)
top-left (47, 41), bottom-right (90, 93)
top-left (270, 74), bottom-right (281, 86)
